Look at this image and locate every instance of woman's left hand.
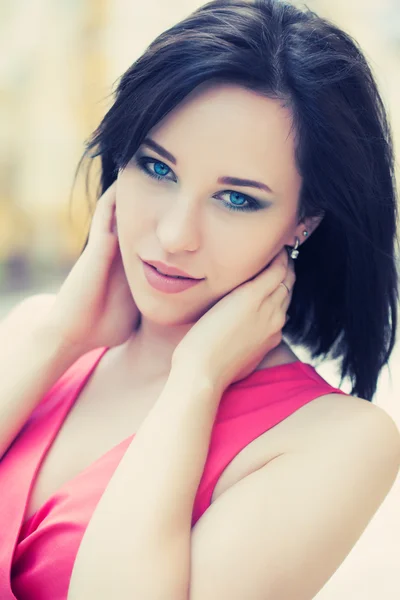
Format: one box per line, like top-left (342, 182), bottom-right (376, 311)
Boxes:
top-left (172, 247), bottom-right (296, 393)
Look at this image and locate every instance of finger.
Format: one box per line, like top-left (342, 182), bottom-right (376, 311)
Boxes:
top-left (249, 247), bottom-right (289, 298)
top-left (271, 246), bottom-right (290, 271)
top-left (282, 258), bottom-right (296, 296)
top-left (266, 286), bottom-right (292, 331)
top-left (89, 182), bottom-right (117, 242)
top-left (271, 259), bottom-right (296, 306)
top-left (262, 251), bottom-right (295, 298)
top-left (278, 281), bottom-right (291, 297)
top-left (99, 179), bottom-right (117, 203)
top-left (279, 279), bottom-right (296, 308)
top-left (273, 283), bottom-right (292, 308)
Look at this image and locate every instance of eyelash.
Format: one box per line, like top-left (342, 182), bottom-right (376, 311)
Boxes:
top-left (135, 156), bottom-right (262, 213)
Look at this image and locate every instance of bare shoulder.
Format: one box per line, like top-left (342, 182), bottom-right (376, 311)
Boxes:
top-left (296, 392), bottom-right (400, 460)
top-left (0, 293), bottom-right (57, 338)
top-left (190, 394), bottom-right (400, 600)
top-left (213, 391), bottom-right (400, 505)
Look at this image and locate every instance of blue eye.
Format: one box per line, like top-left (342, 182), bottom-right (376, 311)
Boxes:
top-left (137, 157), bottom-right (173, 181)
top-left (217, 190), bottom-right (261, 213)
top-left (135, 156), bottom-right (262, 213)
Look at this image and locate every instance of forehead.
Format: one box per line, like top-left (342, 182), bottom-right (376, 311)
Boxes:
top-left (148, 83), bottom-right (301, 197)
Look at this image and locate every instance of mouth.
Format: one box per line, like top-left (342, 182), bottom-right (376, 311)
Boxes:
top-left (146, 263), bottom-right (194, 280)
top-left (142, 259), bottom-right (203, 280)
top-left (141, 260), bottom-right (204, 293)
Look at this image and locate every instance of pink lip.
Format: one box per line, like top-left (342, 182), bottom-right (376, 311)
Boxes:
top-left (142, 259), bottom-right (202, 280)
top-left (142, 261), bottom-right (203, 294)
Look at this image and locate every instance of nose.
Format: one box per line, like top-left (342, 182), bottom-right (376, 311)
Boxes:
top-left (156, 196), bottom-right (201, 254)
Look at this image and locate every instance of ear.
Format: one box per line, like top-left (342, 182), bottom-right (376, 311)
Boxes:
top-left (295, 213), bottom-right (324, 245)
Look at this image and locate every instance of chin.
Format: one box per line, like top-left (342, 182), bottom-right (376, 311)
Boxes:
top-left (133, 294), bottom-right (204, 326)
top-left (142, 311), bottom-right (198, 327)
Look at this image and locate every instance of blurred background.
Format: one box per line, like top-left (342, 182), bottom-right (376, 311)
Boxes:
top-left (0, 0), bottom-right (399, 597)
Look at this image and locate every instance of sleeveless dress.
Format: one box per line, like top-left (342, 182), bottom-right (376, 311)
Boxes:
top-left (0, 346), bottom-right (348, 599)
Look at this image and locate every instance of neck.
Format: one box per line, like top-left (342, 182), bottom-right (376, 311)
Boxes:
top-left (114, 312), bottom-right (298, 385)
top-left (117, 315), bottom-right (196, 381)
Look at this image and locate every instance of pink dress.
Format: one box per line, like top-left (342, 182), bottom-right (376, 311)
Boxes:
top-left (0, 347), bottom-right (348, 599)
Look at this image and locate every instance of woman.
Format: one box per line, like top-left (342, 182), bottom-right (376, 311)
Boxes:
top-left (0, 1), bottom-right (399, 598)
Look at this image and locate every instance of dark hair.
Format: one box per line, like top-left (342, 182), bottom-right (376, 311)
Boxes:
top-left (74, 0), bottom-right (399, 402)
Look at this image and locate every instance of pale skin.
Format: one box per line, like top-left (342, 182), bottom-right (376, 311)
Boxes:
top-left (113, 82), bottom-right (319, 381)
top-left (66, 83), bottom-right (400, 599)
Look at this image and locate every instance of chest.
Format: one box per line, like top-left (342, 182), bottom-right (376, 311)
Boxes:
top-left (22, 373), bottom-right (290, 526)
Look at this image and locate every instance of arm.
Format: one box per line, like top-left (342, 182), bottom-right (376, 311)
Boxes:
top-left (68, 380), bottom-right (400, 600)
top-left (189, 402), bottom-right (400, 599)
top-left (0, 296), bottom-right (84, 460)
top-left (68, 366), bottom-right (221, 600)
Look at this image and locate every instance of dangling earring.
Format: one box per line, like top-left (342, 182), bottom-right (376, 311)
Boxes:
top-left (289, 237), bottom-right (300, 259)
top-left (288, 230), bottom-right (308, 259)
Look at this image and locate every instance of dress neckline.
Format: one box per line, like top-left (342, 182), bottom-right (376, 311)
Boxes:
top-left (19, 348), bottom-right (311, 535)
top-left (98, 346), bottom-right (310, 386)
top-left (230, 360), bottom-right (313, 388)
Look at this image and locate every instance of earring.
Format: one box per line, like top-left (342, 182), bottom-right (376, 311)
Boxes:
top-left (303, 230), bottom-right (308, 237)
top-left (290, 237), bottom-right (300, 259)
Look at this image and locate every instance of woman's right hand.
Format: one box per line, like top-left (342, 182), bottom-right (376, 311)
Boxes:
top-left (44, 181), bottom-right (141, 355)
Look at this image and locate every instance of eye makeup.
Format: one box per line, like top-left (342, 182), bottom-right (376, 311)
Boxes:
top-left (133, 154), bottom-right (268, 213)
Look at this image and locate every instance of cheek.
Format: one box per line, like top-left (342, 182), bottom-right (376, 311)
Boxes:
top-left (222, 212), bottom-right (298, 284)
top-left (210, 240), bottom-right (270, 292)
top-left (211, 221), bottom-right (286, 285)
top-left (116, 173), bottom-right (153, 238)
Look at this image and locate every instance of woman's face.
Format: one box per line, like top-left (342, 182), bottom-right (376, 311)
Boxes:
top-left (116, 83), bottom-right (304, 325)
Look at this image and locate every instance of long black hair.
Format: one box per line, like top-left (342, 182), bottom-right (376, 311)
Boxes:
top-left (74, 0), bottom-right (399, 402)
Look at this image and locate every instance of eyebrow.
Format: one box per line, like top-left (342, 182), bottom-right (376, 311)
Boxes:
top-left (142, 137), bottom-right (275, 195)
